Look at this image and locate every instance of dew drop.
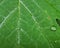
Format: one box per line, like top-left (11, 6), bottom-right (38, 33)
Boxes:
top-left (55, 40), bottom-right (57, 43)
top-left (50, 26), bottom-right (56, 31)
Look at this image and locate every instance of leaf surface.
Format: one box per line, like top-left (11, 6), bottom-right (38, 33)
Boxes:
top-left (0, 0), bottom-right (60, 48)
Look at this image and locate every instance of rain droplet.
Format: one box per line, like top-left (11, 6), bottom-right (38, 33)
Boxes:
top-left (55, 40), bottom-right (58, 44)
top-left (50, 26), bottom-right (56, 31)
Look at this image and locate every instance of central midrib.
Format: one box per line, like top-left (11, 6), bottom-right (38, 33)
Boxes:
top-left (17, 0), bottom-right (20, 46)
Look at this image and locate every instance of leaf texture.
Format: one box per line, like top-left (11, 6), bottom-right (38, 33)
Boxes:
top-left (0, 0), bottom-right (60, 48)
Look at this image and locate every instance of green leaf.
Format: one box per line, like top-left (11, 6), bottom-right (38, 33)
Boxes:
top-left (0, 0), bottom-right (60, 48)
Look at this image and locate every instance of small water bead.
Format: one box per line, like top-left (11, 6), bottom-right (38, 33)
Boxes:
top-left (50, 26), bottom-right (56, 31)
top-left (55, 40), bottom-right (57, 43)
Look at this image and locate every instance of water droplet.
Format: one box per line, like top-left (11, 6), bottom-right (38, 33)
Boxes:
top-left (50, 26), bottom-right (56, 31)
top-left (55, 40), bottom-right (57, 43)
